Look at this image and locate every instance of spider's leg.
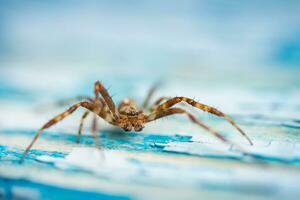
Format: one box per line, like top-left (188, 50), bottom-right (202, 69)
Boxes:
top-left (77, 111), bottom-right (90, 143)
top-left (91, 114), bottom-right (101, 149)
top-left (147, 107), bottom-right (231, 144)
top-left (20, 101), bottom-right (95, 162)
top-left (55, 96), bottom-right (93, 107)
top-left (156, 97), bottom-right (253, 145)
top-left (149, 96), bottom-right (170, 111)
top-left (94, 81), bottom-right (119, 119)
top-left (37, 96), bottom-right (93, 113)
top-left (142, 83), bottom-right (160, 109)
top-left (91, 114), bottom-right (98, 133)
top-left (78, 111), bottom-right (101, 147)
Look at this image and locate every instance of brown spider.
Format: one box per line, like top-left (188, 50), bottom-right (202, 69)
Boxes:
top-left (20, 81), bottom-right (253, 162)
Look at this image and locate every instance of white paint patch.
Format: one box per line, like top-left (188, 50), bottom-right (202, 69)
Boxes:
top-left (38, 148), bottom-right (142, 182)
top-left (12, 186), bottom-right (41, 200)
top-left (164, 140), bottom-right (300, 161)
top-left (36, 147), bottom-right (300, 198)
top-left (162, 142), bottom-right (242, 158)
top-left (232, 140), bottom-right (300, 161)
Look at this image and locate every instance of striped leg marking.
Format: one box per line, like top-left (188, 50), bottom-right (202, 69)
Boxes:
top-left (147, 107), bottom-right (231, 144)
top-left (156, 97), bottom-right (253, 145)
top-left (77, 111), bottom-right (90, 143)
top-left (20, 101), bottom-right (95, 162)
top-left (94, 81), bottom-right (119, 119)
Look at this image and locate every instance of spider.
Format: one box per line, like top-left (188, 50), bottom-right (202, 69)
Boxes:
top-left (20, 81), bottom-right (253, 162)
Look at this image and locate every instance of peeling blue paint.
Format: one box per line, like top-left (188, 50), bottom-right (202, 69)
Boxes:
top-left (1, 129), bottom-right (299, 166)
top-left (0, 177), bottom-right (131, 200)
top-left (0, 129), bottom-right (192, 153)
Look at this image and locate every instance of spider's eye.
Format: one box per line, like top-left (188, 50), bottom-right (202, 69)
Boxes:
top-left (123, 124), bottom-right (132, 132)
top-left (123, 127), bottom-right (130, 132)
top-left (134, 124), bottom-right (144, 132)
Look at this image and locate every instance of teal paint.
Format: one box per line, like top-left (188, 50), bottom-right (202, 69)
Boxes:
top-left (0, 177), bottom-right (131, 200)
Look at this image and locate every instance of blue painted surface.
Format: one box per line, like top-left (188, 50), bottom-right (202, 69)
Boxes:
top-left (0, 129), bottom-right (192, 165)
top-left (0, 177), bottom-right (131, 200)
top-left (1, 128), bottom-right (299, 167)
top-left (0, 129), bottom-right (191, 151)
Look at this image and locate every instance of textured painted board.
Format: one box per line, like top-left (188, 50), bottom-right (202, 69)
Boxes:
top-left (1, 66), bottom-right (300, 200)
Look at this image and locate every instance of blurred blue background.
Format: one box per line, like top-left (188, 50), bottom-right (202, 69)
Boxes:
top-left (0, 0), bottom-right (300, 100)
top-left (1, 1), bottom-right (300, 69)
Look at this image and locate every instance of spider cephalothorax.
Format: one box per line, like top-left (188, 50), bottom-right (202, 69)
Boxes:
top-left (116, 114), bottom-right (146, 132)
top-left (20, 81), bottom-right (253, 162)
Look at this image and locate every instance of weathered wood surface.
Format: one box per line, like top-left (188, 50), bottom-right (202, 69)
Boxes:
top-left (0, 67), bottom-right (299, 200)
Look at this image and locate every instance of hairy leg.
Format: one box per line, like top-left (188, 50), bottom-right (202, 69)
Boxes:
top-left (147, 107), bottom-right (231, 144)
top-left (77, 111), bottom-right (90, 143)
top-left (91, 114), bottom-right (101, 148)
top-left (78, 114), bottom-right (102, 149)
top-left (155, 97), bottom-right (253, 145)
top-left (20, 101), bottom-right (95, 162)
top-left (142, 83), bottom-right (160, 109)
top-left (37, 96), bottom-right (93, 113)
top-left (77, 111), bottom-right (101, 148)
top-left (91, 114), bottom-right (98, 133)
top-left (94, 81), bottom-right (119, 119)
top-left (55, 96), bottom-right (93, 107)
top-left (149, 96), bottom-right (170, 111)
